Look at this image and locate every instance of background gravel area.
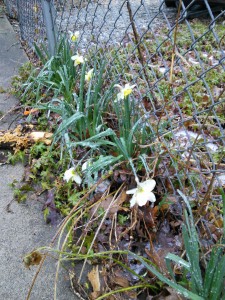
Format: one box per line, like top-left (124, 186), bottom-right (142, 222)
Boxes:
top-left (55, 0), bottom-right (176, 49)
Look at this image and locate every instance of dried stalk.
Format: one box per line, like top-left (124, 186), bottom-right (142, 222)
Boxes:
top-left (126, 0), bottom-right (159, 107)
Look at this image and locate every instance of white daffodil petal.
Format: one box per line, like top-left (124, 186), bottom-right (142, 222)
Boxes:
top-left (71, 55), bottom-right (77, 60)
top-left (130, 194), bottom-right (138, 208)
top-left (148, 192), bottom-right (156, 202)
top-left (117, 92), bottom-right (124, 100)
top-left (114, 84), bottom-right (122, 89)
top-left (63, 167), bottom-right (82, 185)
top-left (63, 167), bottom-right (74, 182)
top-left (126, 84), bottom-right (136, 89)
top-left (127, 178), bottom-right (156, 208)
top-left (71, 53), bottom-right (84, 66)
top-left (63, 173), bottom-right (70, 182)
top-left (136, 194), bottom-right (149, 206)
top-left (81, 161), bottom-right (88, 172)
top-left (73, 174), bottom-right (82, 185)
top-left (135, 191), bottom-right (156, 206)
top-left (81, 159), bottom-right (93, 172)
top-left (126, 188), bottom-right (137, 195)
top-left (140, 179), bottom-right (156, 192)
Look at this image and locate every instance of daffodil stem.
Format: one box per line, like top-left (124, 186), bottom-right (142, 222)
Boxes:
top-left (124, 95), bottom-right (131, 140)
top-left (78, 63), bottom-right (86, 138)
top-left (92, 62), bottom-right (104, 133)
top-left (114, 101), bottom-right (123, 136)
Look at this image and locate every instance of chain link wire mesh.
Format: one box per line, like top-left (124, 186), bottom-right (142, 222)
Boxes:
top-left (18, 0), bottom-right (47, 46)
top-left (4, 0), bottom-right (46, 47)
top-left (3, 0), bottom-right (225, 202)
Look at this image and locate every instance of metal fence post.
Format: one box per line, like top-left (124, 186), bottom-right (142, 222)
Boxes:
top-left (3, 0), bottom-right (10, 15)
top-left (41, 0), bottom-right (57, 56)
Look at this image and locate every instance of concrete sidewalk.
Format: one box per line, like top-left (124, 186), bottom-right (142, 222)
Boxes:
top-left (0, 7), bottom-right (76, 300)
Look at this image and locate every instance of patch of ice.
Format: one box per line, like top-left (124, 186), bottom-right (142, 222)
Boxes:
top-left (95, 179), bottom-right (110, 193)
top-left (173, 130), bottom-right (218, 154)
top-left (214, 174), bottom-right (225, 187)
top-left (208, 55), bottom-right (219, 66)
top-left (188, 57), bottom-right (199, 65)
top-left (174, 130), bottom-right (199, 148)
top-left (205, 142), bottom-right (218, 153)
top-left (174, 129), bottom-right (199, 140)
top-left (159, 66), bottom-right (166, 74)
top-left (129, 263), bottom-right (146, 281)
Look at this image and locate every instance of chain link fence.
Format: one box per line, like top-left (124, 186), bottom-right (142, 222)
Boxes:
top-left (3, 0), bottom-right (47, 46)
top-left (3, 0), bottom-right (225, 200)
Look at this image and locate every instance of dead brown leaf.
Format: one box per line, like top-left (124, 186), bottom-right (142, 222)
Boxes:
top-left (143, 206), bottom-right (159, 228)
top-left (90, 291), bottom-right (101, 300)
top-left (112, 276), bottom-right (129, 288)
top-left (88, 266), bottom-right (101, 292)
top-left (90, 190), bottom-right (128, 218)
top-left (145, 247), bottom-right (168, 275)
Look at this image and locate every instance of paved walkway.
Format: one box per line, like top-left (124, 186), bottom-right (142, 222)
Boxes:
top-left (0, 7), bottom-right (76, 300)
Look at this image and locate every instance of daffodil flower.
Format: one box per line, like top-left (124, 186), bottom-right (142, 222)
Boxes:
top-left (63, 167), bottom-right (82, 185)
top-left (126, 179), bottom-right (156, 208)
top-left (69, 30), bottom-right (79, 43)
top-left (81, 159), bottom-right (93, 172)
top-left (71, 53), bottom-right (85, 66)
top-left (114, 83), bottom-right (136, 101)
top-left (85, 69), bottom-right (94, 82)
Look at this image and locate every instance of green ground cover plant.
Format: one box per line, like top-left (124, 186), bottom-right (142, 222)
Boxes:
top-left (9, 20), bottom-right (225, 300)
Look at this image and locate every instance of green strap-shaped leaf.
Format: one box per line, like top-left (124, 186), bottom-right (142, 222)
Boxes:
top-left (128, 251), bottom-right (204, 300)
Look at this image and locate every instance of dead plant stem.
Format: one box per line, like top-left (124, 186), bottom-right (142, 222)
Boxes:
top-left (169, 0), bottom-right (182, 83)
top-left (78, 184), bottom-right (124, 283)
